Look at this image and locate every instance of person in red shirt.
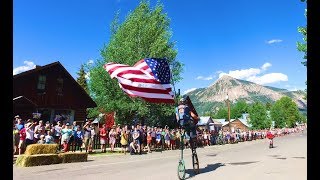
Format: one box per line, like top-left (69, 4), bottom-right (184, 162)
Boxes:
top-left (99, 124), bottom-right (107, 153)
top-left (266, 129), bottom-right (274, 148)
top-left (18, 127), bottom-right (26, 155)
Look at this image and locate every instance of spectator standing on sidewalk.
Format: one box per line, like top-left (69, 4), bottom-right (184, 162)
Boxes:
top-left (34, 120), bottom-right (45, 143)
top-left (18, 126), bottom-right (26, 155)
top-left (146, 129), bottom-right (152, 153)
top-left (109, 126), bottom-right (117, 152)
top-left (61, 123), bottom-right (73, 152)
top-left (100, 124), bottom-right (107, 153)
top-left (120, 128), bottom-right (129, 154)
top-left (25, 120), bottom-right (35, 147)
top-left (151, 127), bottom-right (156, 149)
top-left (74, 125), bottom-right (84, 152)
top-left (83, 120), bottom-right (93, 153)
top-left (15, 116), bottom-right (24, 131)
top-left (13, 125), bottom-right (19, 155)
top-left (54, 121), bottom-right (62, 144)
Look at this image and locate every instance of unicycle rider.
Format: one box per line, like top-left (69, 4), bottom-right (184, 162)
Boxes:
top-left (175, 96), bottom-right (199, 148)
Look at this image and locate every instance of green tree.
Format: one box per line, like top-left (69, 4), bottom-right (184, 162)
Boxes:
top-left (76, 64), bottom-right (89, 93)
top-left (265, 102), bottom-right (272, 111)
top-left (248, 102), bottom-right (271, 129)
top-left (297, 0), bottom-right (307, 100)
top-left (87, 0), bottom-right (183, 125)
top-left (270, 97), bottom-right (300, 128)
top-left (213, 107), bottom-right (228, 119)
top-left (231, 100), bottom-right (248, 119)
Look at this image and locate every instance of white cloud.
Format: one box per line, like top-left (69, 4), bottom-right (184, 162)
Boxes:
top-left (13, 61), bottom-right (36, 75)
top-left (219, 68), bottom-right (261, 79)
top-left (246, 73), bottom-right (288, 85)
top-left (87, 59), bottom-right (94, 65)
top-left (183, 88), bottom-right (197, 95)
top-left (261, 62), bottom-right (272, 71)
top-left (218, 62), bottom-right (289, 85)
top-left (196, 76), bottom-right (204, 80)
top-left (216, 70), bottom-right (223, 74)
top-left (266, 39), bottom-right (283, 44)
top-left (85, 72), bottom-right (90, 80)
top-left (196, 75), bottom-right (214, 80)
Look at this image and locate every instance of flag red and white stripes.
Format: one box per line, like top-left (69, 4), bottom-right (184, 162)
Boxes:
top-left (103, 58), bottom-right (175, 104)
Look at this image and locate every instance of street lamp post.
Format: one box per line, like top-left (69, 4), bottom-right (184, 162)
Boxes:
top-left (225, 94), bottom-right (231, 132)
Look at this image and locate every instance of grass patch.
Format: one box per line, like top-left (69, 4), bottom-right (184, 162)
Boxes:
top-left (24, 144), bottom-right (59, 155)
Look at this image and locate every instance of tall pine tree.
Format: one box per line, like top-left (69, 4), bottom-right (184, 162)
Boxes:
top-left (76, 64), bottom-right (89, 94)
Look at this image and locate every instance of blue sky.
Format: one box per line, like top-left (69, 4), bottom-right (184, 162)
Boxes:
top-left (13, 0), bottom-right (307, 95)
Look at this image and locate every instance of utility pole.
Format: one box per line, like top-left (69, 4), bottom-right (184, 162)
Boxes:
top-left (225, 94), bottom-right (231, 132)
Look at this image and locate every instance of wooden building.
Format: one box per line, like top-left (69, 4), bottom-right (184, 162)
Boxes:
top-left (13, 61), bottom-right (97, 123)
top-left (222, 119), bottom-right (249, 132)
top-left (198, 117), bottom-right (222, 132)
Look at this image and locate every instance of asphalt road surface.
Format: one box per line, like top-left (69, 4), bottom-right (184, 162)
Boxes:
top-left (13, 132), bottom-right (307, 180)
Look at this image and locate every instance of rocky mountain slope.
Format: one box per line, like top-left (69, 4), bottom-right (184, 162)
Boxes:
top-left (186, 75), bottom-right (307, 115)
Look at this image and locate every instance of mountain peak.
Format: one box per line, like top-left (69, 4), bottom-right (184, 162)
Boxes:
top-left (209, 75), bottom-right (237, 87)
top-left (220, 75), bottom-right (235, 80)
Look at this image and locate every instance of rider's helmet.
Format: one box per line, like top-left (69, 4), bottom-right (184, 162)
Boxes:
top-left (179, 96), bottom-right (187, 104)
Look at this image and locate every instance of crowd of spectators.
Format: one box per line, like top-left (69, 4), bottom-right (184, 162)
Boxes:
top-left (13, 115), bottom-right (307, 156)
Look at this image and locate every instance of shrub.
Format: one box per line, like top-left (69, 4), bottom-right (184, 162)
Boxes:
top-left (58, 152), bottom-right (88, 163)
top-left (24, 144), bottom-right (59, 155)
top-left (15, 154), bottom-right (61, 167)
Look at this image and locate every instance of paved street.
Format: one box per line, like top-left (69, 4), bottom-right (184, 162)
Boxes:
top-left (13, 132), bottom-right (307, 180)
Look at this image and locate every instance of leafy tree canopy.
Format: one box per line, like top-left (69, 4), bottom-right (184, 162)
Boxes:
top-left (87, 0), bottom-right (183, 127)
top-left (270, 96), bottom-right (300, 128)
top-left (248, 102), bottom-right (271, 130)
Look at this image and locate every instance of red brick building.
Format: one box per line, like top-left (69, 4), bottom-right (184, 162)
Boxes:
top-left (13, 61), bottom-right (96, 123)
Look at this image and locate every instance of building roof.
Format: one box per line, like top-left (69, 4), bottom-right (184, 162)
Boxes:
top-left (197, 116), bottom-right (213, 125)
top-left (211, 119), bottom-right (224, 125)
top-left (221, 118), bottom-right (250, 127)
top-left (13, 61), bottom-right (97, 108)
top-left (13, 96), bottom-right (38, 107)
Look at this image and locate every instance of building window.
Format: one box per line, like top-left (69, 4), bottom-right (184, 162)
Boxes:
top-left (37, 75), bottom-right (46, 90)
top-left (56, 78), bottom-right (63, 95)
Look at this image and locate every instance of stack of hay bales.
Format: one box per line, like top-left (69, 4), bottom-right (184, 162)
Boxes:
top-left (15, 144), bottom-right (88, 167)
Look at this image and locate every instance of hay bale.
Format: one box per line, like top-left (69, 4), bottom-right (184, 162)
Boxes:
top-left (15, 154), bottom-right (61, 167)
top-left (58, 152), bottom-right (88, 163)
top-left (24, 144), bottom-right (59, 155)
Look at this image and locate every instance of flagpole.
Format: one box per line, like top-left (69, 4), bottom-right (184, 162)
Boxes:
top-left (168, 60), bottom-right (179, 104)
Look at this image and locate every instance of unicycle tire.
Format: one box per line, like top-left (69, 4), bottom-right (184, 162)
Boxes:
top-left (177, 160), bottom-right (186, 180)
top-left (192, 153), bottom-right (200, 174)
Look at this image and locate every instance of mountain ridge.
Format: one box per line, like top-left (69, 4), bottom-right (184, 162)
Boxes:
top-left (185, 75), bottom-right (307, 115)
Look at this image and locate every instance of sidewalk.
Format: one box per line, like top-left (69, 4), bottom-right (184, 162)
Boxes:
top-left (13, 147), bottom-right (126, 159)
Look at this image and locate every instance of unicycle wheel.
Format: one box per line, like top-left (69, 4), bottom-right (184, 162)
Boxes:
top-left (177, 160), bottom-right (186, 180)
top-left (192, 153), bottom-right (200, 174)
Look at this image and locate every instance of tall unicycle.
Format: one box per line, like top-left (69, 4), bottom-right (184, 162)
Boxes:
top-left (177, 130), bottom-right (186, 180)
top-left (177, 159), bottom-right (186, 180)
top-left (191, 138), bottom-right (200, 174)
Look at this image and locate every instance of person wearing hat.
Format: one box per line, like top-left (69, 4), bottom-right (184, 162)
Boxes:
top-left (37, 135), bottom-right (46, 144)
top-left (15, 116), bottom-right (24, 131)
top-left (25, 121), bottom-right (35, 147)
top-left (83, 120), bottom-right (93, 153)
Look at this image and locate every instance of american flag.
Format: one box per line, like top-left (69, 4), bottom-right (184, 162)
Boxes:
top-left (103, 58), bottom-right (175, 104)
